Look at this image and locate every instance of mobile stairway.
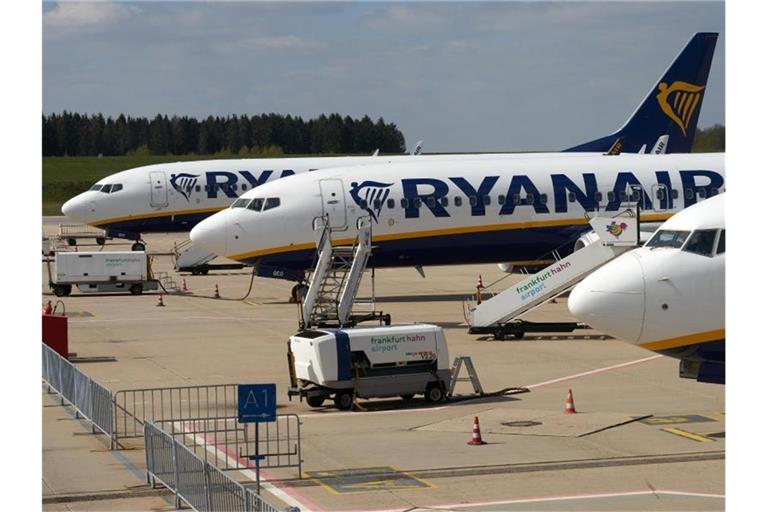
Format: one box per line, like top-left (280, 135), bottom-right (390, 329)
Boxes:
top-left (300, 215), bottom-right (390, 329)
top-left (468, 211), bottom-right (641, 340)
top-left (172, 239), bottom-right (245, 275)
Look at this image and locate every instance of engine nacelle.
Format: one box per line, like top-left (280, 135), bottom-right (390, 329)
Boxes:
top-left (573, 230), bottom-right (601, 252)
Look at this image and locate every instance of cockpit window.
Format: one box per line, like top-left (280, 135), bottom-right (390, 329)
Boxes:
top-left (646, 230), bottom-right (690, 249)
top-left (232, 198), bottom-right (250, 208)
top-left (247, 198), bottom-right (265, 212)
top-left (111, 184), bottom-right (123, 193)
top-left (717, 230), bottom-right (725, 254)
top-left (89, 184), bottom-right (103, 191)
top-left (101, 184), bottom-right (112, 193)
top-left (263, 197), bottom-right (280, 211)
top-left (683, 229), bottom-right (718, 256)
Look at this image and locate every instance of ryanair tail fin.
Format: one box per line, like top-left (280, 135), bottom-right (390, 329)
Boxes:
top-left (566, 32), bottom-right (718, 154)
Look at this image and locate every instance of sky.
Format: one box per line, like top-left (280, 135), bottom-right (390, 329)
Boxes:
top-left (42, 1), bottom-right (725, 153)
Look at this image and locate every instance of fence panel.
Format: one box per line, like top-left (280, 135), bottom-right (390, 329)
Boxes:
top-left (247, 488), bottom-right (283, 512)
top-left (208, 464), bottom-right (248, 512)
top-left (175, 441), bottom-right (209, 511)
top-left (59, 357), bottom-right (75, 404)
top-left (72, 367), bottom-right (93, 419)
top-left (91, 380), bottom-right (114, 438)
top-left (145, 422), bottom-right (177, 491)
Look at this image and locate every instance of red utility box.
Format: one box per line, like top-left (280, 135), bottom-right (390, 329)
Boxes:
top-left (42, 314), bottom-right (68, 358)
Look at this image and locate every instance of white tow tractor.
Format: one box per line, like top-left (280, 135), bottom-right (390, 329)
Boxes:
top-left (287, 324), bottom-right (452, 410)
top-left (48, 251), bottom-right (159, 297)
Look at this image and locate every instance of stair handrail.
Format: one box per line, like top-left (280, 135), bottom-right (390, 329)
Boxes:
top-left (336, 216), bottom-right (373, 324)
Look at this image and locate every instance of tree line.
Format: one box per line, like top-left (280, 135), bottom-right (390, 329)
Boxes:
top-left (692, 124), bottom-right (725, 152)
top-left (42, 112), bottom-right (407, 157)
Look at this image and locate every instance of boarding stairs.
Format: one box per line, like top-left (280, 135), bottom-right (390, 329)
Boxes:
top-left (173, 239), bottom-right (217, 273)
top-left (468, 211), bottom-right (640, 339)
top-left (152, 271), bottom-right (180, 293)
top-left (301, 216), bottom-right (388, 328)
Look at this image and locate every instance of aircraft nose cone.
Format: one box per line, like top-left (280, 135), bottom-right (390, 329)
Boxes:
top-left (61, 196), bottom-right (86, 222)
top-left (190, 213), bottom-right (228, 257)
top-left (568, 252), bottom-right (646, 342)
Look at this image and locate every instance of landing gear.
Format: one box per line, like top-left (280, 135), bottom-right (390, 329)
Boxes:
top-left (290, 283), bottom-right (309, 304)
top-left (333, 390), bottom-right (354, 411)
top-left (131, 242), bottom-right (146, 252)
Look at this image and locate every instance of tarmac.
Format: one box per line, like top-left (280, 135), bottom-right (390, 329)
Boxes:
top-left (42, 218), bottom-right (725, 511)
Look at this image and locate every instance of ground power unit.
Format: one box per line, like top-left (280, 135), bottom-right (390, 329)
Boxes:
top-left (49, 251), bottom-right (159, 296)
top-left (288, 324), bottom-right (451, 410)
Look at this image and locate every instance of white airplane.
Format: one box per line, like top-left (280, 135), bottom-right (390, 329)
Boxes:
top-left (568, 194), bottom-right (724, 384)
top-left (190, 153), bottom-right (725, 286)
top-left (60, 32), bottom-right (717, 249)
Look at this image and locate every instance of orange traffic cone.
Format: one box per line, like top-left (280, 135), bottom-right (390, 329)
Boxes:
top-left (156, 294), bottom-right (165, 307)
top-left (564, 389), bottom-right (577, 414)
top-left (467, 416), bottom-right (487, 445)
top-left (43, 300), bottom-right (53, 315)
top-left (182, 278), bottom-right (188, 293)
top-left (549, 297), bottom-right (557, 304)
top-left (214, 284), bottom-right (220, 299)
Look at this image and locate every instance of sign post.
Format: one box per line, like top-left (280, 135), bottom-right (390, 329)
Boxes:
top-left (237, 384), bottom-right (277, 493)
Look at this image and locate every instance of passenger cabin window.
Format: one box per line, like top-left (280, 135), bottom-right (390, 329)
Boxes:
top-left (242, 184), bottom-right (247, 191)
top-left (440, 197), bottom-right (448, 207)
top-left (232, 198), bottom-right (250, 208)
top-left (483, 195), bottom-right (491, 206)
top-left (671, 189), bottom-right (679, 199)
top-left (717, 230), bottom-right (725, 254)
top-left (247, 198), bottom-right (265, 211)
top-left (683, 229), bottom-right (718, 256)
top-left (263, 197), bottom-right (280, 211)
top-left (195, 185), bottom-right (201, 192)
top-left (401, 198), bottom-right (409, 208)
top-left (426, 197), bottom-right (436, 208)
top-left (539, 193), bottom-right (548, 205)
top-left (454, 197), bottom-right (462, 207)
top-left (498, 194), bottom-right (505, 205)
top-left (387, 198), bottom-right (395, 209)
top-left (646, 230), bottom-right (690, 249)
top-left (469, 196), bottom-right (478, 207)
top-left (595, 192), bottom-right (603, 202)
top-left (373, 198), bottom-right (382, 210)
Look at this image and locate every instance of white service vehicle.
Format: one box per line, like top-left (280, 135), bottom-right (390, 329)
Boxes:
top-left (288, 324), bottom-right (451, 410)
top-left (49, 251), bottom-right (159, 297)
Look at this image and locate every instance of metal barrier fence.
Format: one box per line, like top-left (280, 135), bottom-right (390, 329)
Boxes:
top-left (157, 414), bottom-right (302, 475)
top-left (145, 421), bottom-right (283, 512)
top-left (42, 343), bottom-right (113, 439)
top-left (113, 384), bottom-right (239, 447)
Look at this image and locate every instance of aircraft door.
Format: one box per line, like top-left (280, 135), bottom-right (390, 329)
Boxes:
top-left (149, 171), bottom-right (168, 207)
top-left (651, 184), bottom-right (669, 212)
top-left (319, 179), bottom-right (347, 229)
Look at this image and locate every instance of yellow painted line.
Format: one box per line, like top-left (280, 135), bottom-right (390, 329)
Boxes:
top-left (662, 427), bottom-right (714, 443)
top-left (307, 466), bottom-right (434, 495)
top-left (91, 206), bottom-right (225, 226)
top-left (639, 328), bottom-right (725, 352)
top-left (228, 212), bottom-right (674, 261)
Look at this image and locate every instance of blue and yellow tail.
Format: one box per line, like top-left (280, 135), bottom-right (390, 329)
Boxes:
top-left (566, 32), bottom-right (718, 154)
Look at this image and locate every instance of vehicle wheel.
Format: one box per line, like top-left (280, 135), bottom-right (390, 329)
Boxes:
top-left (200, 268), bottom-right (209, 275)
top-left (333, 390), bottom-right (354, 411)
top-left (306, 395), bottom-right (325, 408)
top-left (424, 383), bottom-right (444, 403)
top-left (384, 314), bottom-right (392, 326)
top-left (513, 331), bottom-right (524, 340)
top-left (67, 238), bottom-right (76, 247)
top-left (493, 328), bottom-right (506, 341)
top-left (129, 284), bottom-right (143, 295)
top-left (290, 284), bottom-right (300, 303)
top-left (96, 237), bottom-right (106, 246)
top-left (53, 285), bottom-right (71, 297)
top-left (131, 242), bottom-right (146, 252)
top-left (400, 394), bottom-right (415, 400)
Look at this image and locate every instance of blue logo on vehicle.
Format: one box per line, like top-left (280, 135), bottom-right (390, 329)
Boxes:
top-left (350, 180), bottom-right (393, 223)
top-left (169, 173), bottom-right (199, 201)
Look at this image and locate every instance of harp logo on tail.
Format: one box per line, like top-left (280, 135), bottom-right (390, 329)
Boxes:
top-left (169, 173), bottom-right (199, 201)
top-left (349, 180), bottom-right (393, 223)
top-left (656, 81), bottom-right (705, 136)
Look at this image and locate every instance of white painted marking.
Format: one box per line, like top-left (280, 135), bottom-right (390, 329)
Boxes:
top-left (526, 354), bottom-right (663, 389)
top-left (364, 489), bottom-right (725, 512)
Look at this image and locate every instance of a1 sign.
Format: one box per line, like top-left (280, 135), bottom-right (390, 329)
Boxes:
top-left (237, 384), bottom-right (277, 423)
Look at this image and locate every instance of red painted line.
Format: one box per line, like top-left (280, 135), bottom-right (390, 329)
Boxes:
top-left (181, 421), bottom-right (321, 512)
